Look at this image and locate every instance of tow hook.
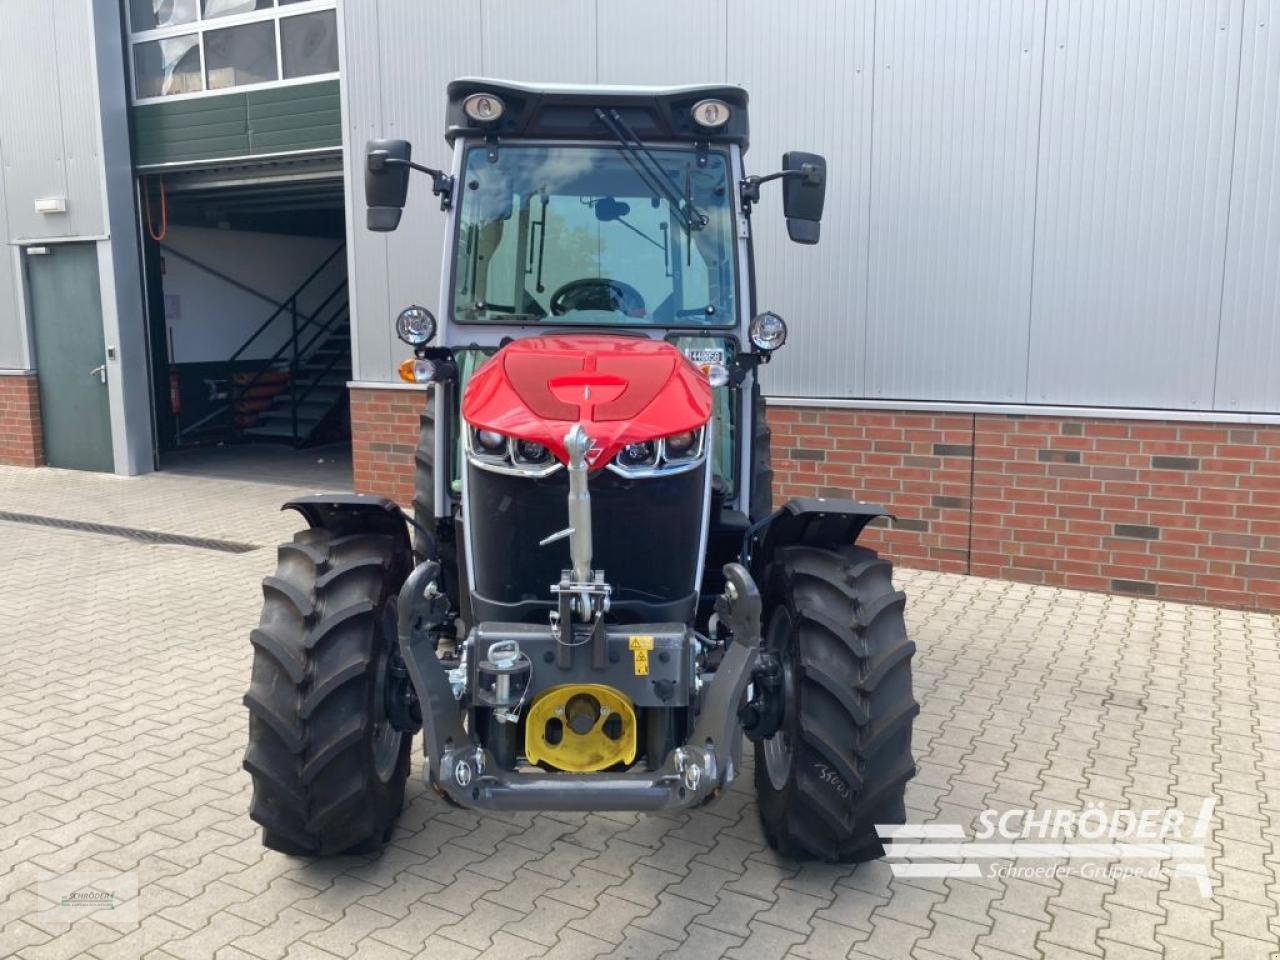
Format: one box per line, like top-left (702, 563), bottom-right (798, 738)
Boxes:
top-left (739, 652), bottom-right (784, 742)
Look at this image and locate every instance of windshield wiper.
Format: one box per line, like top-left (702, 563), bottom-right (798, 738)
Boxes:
top-left (593, 108), bottom-right (707, 235)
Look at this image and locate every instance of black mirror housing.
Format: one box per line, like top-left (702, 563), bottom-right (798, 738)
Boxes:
top-left (781, 151), bottom-right (826, 245)
top-left (366, 139), bottom-right (412, 232)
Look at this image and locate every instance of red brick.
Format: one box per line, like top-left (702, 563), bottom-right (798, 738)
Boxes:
top-left (0, 374), bottom-right (43, 467)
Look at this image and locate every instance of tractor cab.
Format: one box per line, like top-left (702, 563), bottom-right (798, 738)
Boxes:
top-left (367, 80), bottom-right (828, 616)
top-left (242, 80), bottom-right (916, 864)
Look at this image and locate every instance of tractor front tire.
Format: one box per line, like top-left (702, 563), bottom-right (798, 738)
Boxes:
top-left (754, 544), bottom-right (918, 862)
top-left (243, 527), bottom-right (411, 856)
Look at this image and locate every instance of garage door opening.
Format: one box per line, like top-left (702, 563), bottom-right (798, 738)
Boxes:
top-left (141, 160), bottom-right (353, 487)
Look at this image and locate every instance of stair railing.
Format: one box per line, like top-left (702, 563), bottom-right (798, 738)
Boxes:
top-left (222, 242), bottom-right (348, 440)
top-left (230, 278), bottom-right (350, 442)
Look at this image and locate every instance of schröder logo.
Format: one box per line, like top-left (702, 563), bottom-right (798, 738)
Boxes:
top-left (876, 799), bottom-right (1215, 895)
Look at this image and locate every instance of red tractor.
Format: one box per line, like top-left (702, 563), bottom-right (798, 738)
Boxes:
top-left (243, 80), bottom-right (917, 862)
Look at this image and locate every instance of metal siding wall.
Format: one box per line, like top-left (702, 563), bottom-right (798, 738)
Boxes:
top-left (1026, 0), bottom-right (1242, 409)
top-left (1214, 2), bottom-right (1280, 413)
top-left (0, 0), bottom-right (104, 242)
top-left (482, 0), bottom-right (598, 83)
top-left (597, 1), bottom-right (727, 85)
top-left (865, 0), bottom-right (1045, 402)
top-left (729, 0), bottom-right (875, 399)
top-left (344, 0), bottom-right (483, 383)
top-left (51, 0), bottom-right (105, 240)
top-left (0, 195), bottom-right (22, 367)
top-left (341, 0), bottom-right (1280, 414)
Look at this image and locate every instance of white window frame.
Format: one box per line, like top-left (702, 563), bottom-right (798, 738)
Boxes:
top-left (126, 0), bottom-right (339, 106)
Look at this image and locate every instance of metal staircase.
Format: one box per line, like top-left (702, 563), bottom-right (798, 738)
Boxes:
top-left (227, 244), bottom-right (351, 447)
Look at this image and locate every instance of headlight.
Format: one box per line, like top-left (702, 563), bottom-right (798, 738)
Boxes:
top-left (749, 311), bottom-right (787, 351)
top-left (474, 429), bottom-right (506, 453)
top-left (515, 439), bottom-right (550, 464)
top-left (607, 428), bottom-right (707, 477)
top-left (462, 92), bottom-right (505, 122)
top-left (704, 362), bottom-right (730, 388)
top-left (618, 441), bottom-right (657, 468)
top-left (691, 99), bottom-right (731, 128)
top-left (466, 427), bottom-right (562, 478)
top-left (396, 305), bottom-right (436, 345)
top-left (665, 431), bottom-right (696, 457)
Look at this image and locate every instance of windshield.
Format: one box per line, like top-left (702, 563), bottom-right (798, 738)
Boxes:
top-left (451, 145), bottom-right (738, 327)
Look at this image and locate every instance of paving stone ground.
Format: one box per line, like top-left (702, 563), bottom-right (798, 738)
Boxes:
top-left (0, 462), bottom-right (1277, 960)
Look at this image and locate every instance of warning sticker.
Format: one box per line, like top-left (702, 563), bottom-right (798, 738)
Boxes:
top-left (629, 635), bottom-right (654, 676)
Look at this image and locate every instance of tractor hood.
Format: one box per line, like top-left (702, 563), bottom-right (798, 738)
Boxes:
top-left (462, 334), bottom-right (713, 467)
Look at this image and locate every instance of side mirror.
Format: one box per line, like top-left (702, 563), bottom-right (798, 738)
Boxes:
top-left (365, 139), bottom-right (412, 232)
top-left (781, 151), bottom-right (826, 245)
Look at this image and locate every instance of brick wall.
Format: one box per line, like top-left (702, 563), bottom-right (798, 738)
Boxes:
top-left (349, 386), bottom-right (427, 507)
top-left (349, 386), bottom-right (1280, 611)
top-left (0, 374), bottom-right (44, 467)
top-left (771, 407), bottom-right (1280, 612)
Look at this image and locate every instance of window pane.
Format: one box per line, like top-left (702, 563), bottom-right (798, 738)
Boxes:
top-left (281, 10), bottom-right (338, 79)
top-left (204, 20), bottom-right (277, 90)
top-left (133, 34), bottom-right (203, 98)
top-left (130, 0), bottom-right (198, 31)
top-left (202, 0), bottom-right (272, 18)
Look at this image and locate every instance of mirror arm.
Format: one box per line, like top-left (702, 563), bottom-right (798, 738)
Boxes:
top-left (372, 153), bottom-right (455, 210)
top-left (740, 167), bottom-right (818, 213)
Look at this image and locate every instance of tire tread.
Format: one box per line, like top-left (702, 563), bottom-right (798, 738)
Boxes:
top-left (755, 544), bottom-right (917, 862)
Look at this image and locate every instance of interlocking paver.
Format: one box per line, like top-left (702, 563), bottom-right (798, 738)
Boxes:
top-left (4, 463), bottom-right (1280, 960)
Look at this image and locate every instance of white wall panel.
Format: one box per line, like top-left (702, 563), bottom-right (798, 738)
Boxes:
top-left (481, 0), bottom-right (597, 84)
top-left (865, 0), bottom-right (1045, 402)
top-left (52, 0), bottom-right (106, 240)
top-left (0, 3), bottom-right (71, 242)
top-left (729, 0), bottom-right (875, 398)
top-left (343, 0), bottom-right (482, 382)
top-left (0, 0), bottom-right (105, 243)
top-left (340, 0), bottom-right (1280, 414)
top-left (0, 185), bottom-right (23, 367)
top-left (1214, 2), bottom-right (1280, 413)
top-left (1026, 0), bottom-right (1242, 409)
top-left (597, 0), bottom-right (727, 85)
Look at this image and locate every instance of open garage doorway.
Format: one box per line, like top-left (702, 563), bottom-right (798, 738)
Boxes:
top-left (141, 156), bottom-right (353, 489)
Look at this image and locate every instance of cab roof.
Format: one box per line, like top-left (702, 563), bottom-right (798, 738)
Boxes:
top-left (445, 78), bottom-right (750, 150)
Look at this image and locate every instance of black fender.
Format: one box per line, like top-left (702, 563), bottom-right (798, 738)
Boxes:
top-left (742, 497), bottom-right (890, 582)
top-left (282, 494), bottom-right (414, 578)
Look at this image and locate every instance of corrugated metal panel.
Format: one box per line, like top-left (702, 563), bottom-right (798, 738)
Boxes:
top-left (0, 191), bottom-right (23, 367)
top-left (339, 0), bottom-right (387, 384)
top-left (864, 0), bottom-right (1045, 403)
top-left (728, 0), bottom-right (875, 399)
top-left (247, 81), bottom-right (343, 153)
top-left (133, 97), bottom-right (251, 166)
top-left (481, 0), bottom-right (597, 83)
top-left (597, 1), bottom-right (727, 85)
top-left (1026, 0), bottom-right (1242, 409)
top-left (344, 0), bottom-right (483, 382)
top-left (0, 2), bottom-right (71, 241)
top-left (338, 0), bottom-right (1280, 414)
top-left (51, 0), bottom-right (104, 239)
top-left (132, 82), bottom-right (341, 166)
top-left (1214, 2), bottom-right (1280, 413)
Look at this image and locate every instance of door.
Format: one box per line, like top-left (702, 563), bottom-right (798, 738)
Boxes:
top-left (26, 244), bottom-right (114, 472)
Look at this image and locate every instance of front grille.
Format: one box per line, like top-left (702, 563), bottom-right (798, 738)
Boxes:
top-left (466, 461), bottom-right (706, 622)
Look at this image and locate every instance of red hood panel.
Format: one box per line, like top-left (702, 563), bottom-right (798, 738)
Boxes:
top-left (462, 335), bottom-right (713, 466)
